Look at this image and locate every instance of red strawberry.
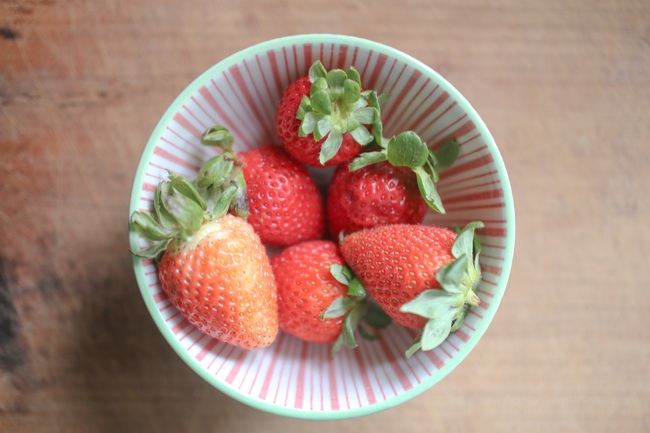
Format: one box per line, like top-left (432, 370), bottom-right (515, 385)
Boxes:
top-left (340, 222), bottom-right (483, 356)
top-left (326, 161), bottom-right (427, 238)
top-left (276, 60), bottom-right (383, 167)
top-left (130, 160), bottom-right (278, 350)
top-left (271, 240), bottom-right (391, 354)
top-left (271, 240), bottom-right (347, 343)
top-left (238, 144), bottom-right (325, 246)
top-left (200, 126), bottom-right (325, 247)
top-left (339, 132), bottom-right (461, 228)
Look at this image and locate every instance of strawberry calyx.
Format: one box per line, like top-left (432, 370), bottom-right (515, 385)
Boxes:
top-left (130, 131), bottom-right (248, 259)
top-left (297, 60), bottom-right (383, 165)
top-left (321, 263), bottom-right (392, 356)
top-left (198, 126), bottom-right (249, 219)
top-left (349, 131), bottom-right (460, 214)
top-left (399, 221), bottom-right (484, 358)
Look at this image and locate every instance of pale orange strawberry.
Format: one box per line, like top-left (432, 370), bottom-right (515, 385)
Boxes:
top-left (130, 157), bottom-right (278, 350)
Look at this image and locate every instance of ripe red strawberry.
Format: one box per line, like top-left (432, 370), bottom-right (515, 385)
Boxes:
top-left (336, 132), bottom-right (461, 233)
top-left (340, 222), bottom-right (483, 356)
top-left (270, 240), bottom-right (391, 354)
top-left (271, 240), bottom-right (347, 344)
top-left (130, 160), bottom-right (278, 350)
top-left (238, 144), bottom-right (325, 246)
top-left (276, 60), bottom-right (383, 167)
top-left (200, 126), bottom-right (325, 247)
top-left (326, 161), bottom-right (427, 238)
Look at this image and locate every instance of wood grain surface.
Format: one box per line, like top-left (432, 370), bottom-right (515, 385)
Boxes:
top-left (1, 0), bottom-right (649, 432)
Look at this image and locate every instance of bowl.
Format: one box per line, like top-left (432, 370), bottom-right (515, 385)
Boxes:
top-left (128, 34), bottom-right (515, 420)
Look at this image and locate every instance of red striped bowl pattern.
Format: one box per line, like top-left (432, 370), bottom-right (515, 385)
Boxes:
top-left (130, 35), bottom-right (514, 419)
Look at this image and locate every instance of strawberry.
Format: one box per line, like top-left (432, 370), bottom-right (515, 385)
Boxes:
top-left (200, 126), bottom-right (325, 247)
top-left (340, 222), bottom-right (483, 357)
top-left (270, 240), bottom-right (391, 354)
top-left (327, 132), bottom-right (460, 237)
top-left (130, 157), bottom-right (278, 350)
top-left (275, 60), bottom-right (383, 167)
top-left (238, 144), bottom-right (325, 246)
top-left (326, 161), bottom-right (427, 238)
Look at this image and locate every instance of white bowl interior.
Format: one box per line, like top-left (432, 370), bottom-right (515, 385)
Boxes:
top-left (129, 35), bottom-right (515, 420)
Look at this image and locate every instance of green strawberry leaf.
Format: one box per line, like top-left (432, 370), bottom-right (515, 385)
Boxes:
top-left (130, 211), bottom-right (173, 241)
top-left (342, 309), bottom-right (360, 348)
top-left (296, 95), bottom-right (310, 120)
top-left (154, 182), bottom-right (177, 230)
top-left (346, 117), bottom-right (361, 133)
top-left (346, 278), bottom-right (366, 298)
top-left (130, 238), bottom-right (170, 260)
top-left (163, 190), bottom-right (204, 237)
top-left (349, 124), bottom-right (374, 146)
top-left (331, 334), bottom-right (345, 356)
top-left (322, 296), bottom-right (356, 319)
top-left (342, 79), bottom-right (361, 105)
top-left (420, 309), bottom-right (456, 351)
top-left (413, 166), bottom-right (445, 213)
top-left (345, 66), bottom-right (361, 86)
top-left (377, 92), bottom-right (391, 107)
top-left (330, 263), bottom-right (351, 285)
top-left (212, 182), bottom-right (237, 219)
top-left (309, 60), bottom-right (328, 82)
top-left (368, 91), bottom-right (385, 146)
top-left (357, 324), bottom-right (380, 341)
top-left (299, 112), bottom-right (320, 137)
top-left (362, 301), bottom-right (392, 329)
top-left (323, 265), bottom-right (392, 356)
top-left (450, 308), bottom-right (469, 333)
top-left (350, 97), bottom-right (369, 112)
top-left (196, 154), bottom-right (235, 189)
top-left (451, 222), bottom-right (484, 260)
top-left (348, 151), bottom-right (388, 171)
top-left (310, 89), bottom-right (332, 115)
top-left (314, 117), bottom-right (333, 141)
top-left (405, 336), bottom-right (423, 359)
top-left (229, 172), bottom-right (249, 219)
top-left (436, 255), bottom-right (470, 295)
top-left (200, 125), bottom-right (234, 151)
top-left (435, 138), bottom-right (460, 170)
top-left (326, 69), bottom-right (348, 93)
top-left (319, 128), bottom-right (343, 165)
top-left (386, 131), bottom-right (429, 168)
top-left (310, 76), bottom-right (329, 93)
top-left (425, 152), bottom-right (440, 183)
top-left (351, 107), bottom-right (377, 124)
top-left (400, 289), bottom-right (459, 319)
top-left (342, 264), bottom-right (354, 280)
top-left (168, 173), bottom-right (207, 210)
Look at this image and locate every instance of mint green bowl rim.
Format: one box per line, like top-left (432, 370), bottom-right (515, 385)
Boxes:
top-left (128, 33), bottom-right (516, 420)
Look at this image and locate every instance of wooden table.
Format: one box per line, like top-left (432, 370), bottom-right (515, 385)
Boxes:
top-left (2, 1), bottom-right (648, 431)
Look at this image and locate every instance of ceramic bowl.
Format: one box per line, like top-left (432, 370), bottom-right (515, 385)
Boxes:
top-left (129, 34), bottom-right (515, 420)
